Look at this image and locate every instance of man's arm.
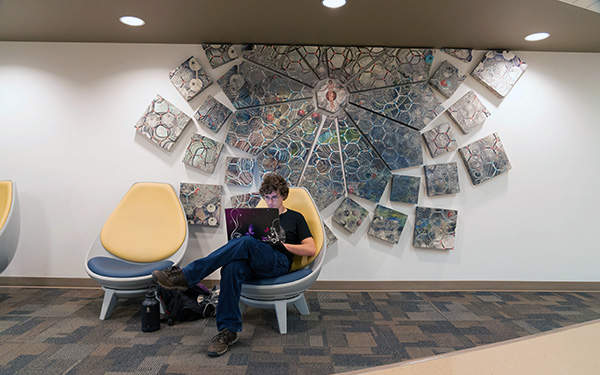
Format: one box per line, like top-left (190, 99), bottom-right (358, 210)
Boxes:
top-left (283, 237), bottom-right (316, 257)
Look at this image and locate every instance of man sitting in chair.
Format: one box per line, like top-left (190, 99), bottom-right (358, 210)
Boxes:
top-left (152, 173), bottom-right (315, 357)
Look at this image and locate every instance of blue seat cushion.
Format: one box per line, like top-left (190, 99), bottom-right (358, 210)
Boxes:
top-left (88, 256), bottom-right (173, 278)
top-left (245, 268), bottom-right (312, 286)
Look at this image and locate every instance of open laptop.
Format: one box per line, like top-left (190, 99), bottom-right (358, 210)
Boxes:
top-left (224, 208), bottom-right (281, 244)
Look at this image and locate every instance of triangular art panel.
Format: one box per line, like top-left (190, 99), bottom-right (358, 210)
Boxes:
top-left (217, 61), bottom-right (314, 109)
top-left (347, 48), bottom-right (434, 92)
top-left (349, 83), bottom-right (444, 131)
top-left (299, 117), bottom-right (345, 211)
top-left (257, 112), bottom-right (323, 186)
top-left (346, 105), bottom-right (423, 170)
top-left (226, 100), bottom-right (314, 155)
top-left (338, 115), bottom-right (391, 203)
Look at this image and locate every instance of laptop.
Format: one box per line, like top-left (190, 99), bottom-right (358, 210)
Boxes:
top-left (224, 208), bottom-right (281, 244)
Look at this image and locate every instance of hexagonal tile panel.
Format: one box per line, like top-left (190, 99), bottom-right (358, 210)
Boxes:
top-left (459, 133), bottom-right (511, 185)
top-left (169, 56), bottom-right (212, 101)
top-left (413, 206), bottom-right (458, 250)
top-left (180, 183), bottom-right (222, 226)
top-left (134, 95), bottom-right (191, 151)
top-left (422, 122), bottom-right (458, 158)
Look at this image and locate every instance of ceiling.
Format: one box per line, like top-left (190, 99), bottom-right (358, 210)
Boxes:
top-left (1, 0), bottom-right (599, 52)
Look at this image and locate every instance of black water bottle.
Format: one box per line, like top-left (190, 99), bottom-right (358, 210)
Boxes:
top-left (141, 285), bottom-right (160, 332)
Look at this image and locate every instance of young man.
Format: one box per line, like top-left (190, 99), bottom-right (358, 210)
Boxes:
top-left (152, 174), bottom-right (315, 356)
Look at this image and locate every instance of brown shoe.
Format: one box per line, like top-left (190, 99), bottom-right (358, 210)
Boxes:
top-left (152, 266), bottom-right (189, 291)
top-left (207, 329), bottom-right (238, 357)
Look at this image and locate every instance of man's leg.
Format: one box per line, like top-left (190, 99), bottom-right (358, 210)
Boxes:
top-left (153, 236), bottom-right (274, 289)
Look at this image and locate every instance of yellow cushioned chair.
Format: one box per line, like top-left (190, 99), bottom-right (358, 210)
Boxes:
top-left (85, 182), bottom-right (188, 319)
top-left (239, 187), bottom-right (326, 334)
top-left (0, 181), bottom-right (20, 274)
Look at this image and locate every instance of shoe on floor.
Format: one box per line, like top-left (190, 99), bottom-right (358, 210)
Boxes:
top-left (207, 328), bottom-right (239, 357)
top-left (151, 266), bottom-right (189, 291)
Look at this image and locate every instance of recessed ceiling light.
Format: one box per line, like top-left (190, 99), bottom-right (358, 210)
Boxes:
top-left (322, 0), bottom-right (346, 8)
top-left (119, 16), bottom-right (145, 27)
top-left (524, 32), bottom-right (550, 42)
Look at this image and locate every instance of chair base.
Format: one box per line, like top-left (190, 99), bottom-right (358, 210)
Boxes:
top-left (100, 287), bottom-right (148, 320)
top-left (239, 293), bottom-right (310, 334)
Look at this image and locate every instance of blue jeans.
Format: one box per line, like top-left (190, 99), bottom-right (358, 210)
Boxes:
top-left (181, 236), bottom-right (291, 332)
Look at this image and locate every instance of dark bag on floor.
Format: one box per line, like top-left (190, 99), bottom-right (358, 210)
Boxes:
top-left (156, 284), bottom-right (219, 326)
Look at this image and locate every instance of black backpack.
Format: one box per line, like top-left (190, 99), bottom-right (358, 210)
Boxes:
top-left (156, 283), bottom-right (219, 326)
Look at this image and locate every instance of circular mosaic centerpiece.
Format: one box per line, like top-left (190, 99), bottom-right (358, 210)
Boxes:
top-left (314, 79), bottom-right (348, 114)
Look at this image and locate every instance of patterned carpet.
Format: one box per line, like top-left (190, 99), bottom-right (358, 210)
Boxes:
top-left (1, 287), bottom-right (600, 374)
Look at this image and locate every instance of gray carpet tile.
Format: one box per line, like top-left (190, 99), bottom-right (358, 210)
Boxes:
top-left (0, 288), bottom-right (599, 375)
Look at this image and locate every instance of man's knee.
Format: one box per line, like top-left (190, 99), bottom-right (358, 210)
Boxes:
top-left (221, 260), bottom-right (250, 280)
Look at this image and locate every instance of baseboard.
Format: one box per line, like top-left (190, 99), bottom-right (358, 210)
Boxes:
top-left (0, 277), bottom-right (599, 292)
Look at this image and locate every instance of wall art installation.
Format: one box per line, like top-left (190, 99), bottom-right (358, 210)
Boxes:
top-left (413, 206), bottom-right (458, 250)
top-left (194, 95), bottom-right (232, 134)
top-left (422, 122), bottom-right (458, 158)
top-left (224, 157), bottom-right (255, 186)
top-left (169, 56), bottom-right (213, 101)
top-left (332, 197), bottom-right (369, 234)
top-left (390, 175), bottom-right (420, 204)
top-left (139, 44), bottom-right (525, 251)
top-left (459, 133), bottom-right (512, 185)
top-left (180, 183), bottom-right (223, 226)
top-left (471, 51), bottom-right (527, 98)
top-left (230, 192), bottom-right (261, 209)
top-left (134, 94), bottom-right (191, 151)
top-left (368, 205), bottom-right (408, 244)
top-left (445, 90), bottom-right (491, 134)
top-left (182, 134), bottom-right (223, 173)
top-left (428, 60), bottom-right (467, 99)
top-left (441, 48), bottom-right (473, 63)
top-left (424, 162), bottom-right (460, 196)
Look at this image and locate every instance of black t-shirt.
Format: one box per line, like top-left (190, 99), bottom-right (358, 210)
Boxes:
top-left (274, 209), bottom-right (313, 264)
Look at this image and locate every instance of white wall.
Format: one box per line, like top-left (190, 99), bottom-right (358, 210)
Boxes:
top-left (1, 42), bottom-right (599, 282)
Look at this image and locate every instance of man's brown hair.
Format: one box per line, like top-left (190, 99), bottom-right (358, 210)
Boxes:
top-left (259, 174), bottom-right (289, 200)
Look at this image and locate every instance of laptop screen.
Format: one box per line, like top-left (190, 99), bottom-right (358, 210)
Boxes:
top-left (224, 208), bottom-right (281, 244)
